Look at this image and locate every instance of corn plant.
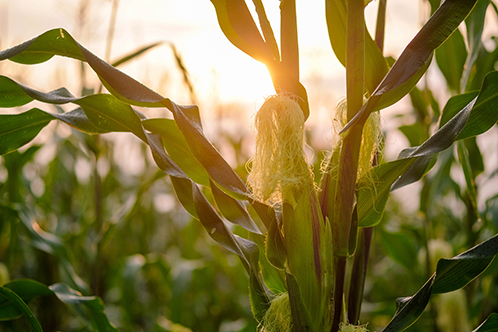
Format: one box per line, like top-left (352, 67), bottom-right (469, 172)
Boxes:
top-left (1, 0), bottom-right (498, 331)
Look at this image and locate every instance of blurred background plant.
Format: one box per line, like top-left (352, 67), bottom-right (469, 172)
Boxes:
top-left (0, 0), bottom-right (498, 331)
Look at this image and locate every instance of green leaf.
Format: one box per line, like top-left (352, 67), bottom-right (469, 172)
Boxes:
top-left (15, 209), bottom-right (89, 292)
top-left (265, 215), bottom-right (287, 270)
top-left (472, 313), bottom-right (498, 332)
top-left (456, 141), bottom-right (481, 220)
top-left (142, 118), bottom-right (210, 186)
top-left (0, 109), bottom-right (52, 155)
top-left (0, 30), bottom-right (250, 198)
top-left (0, 76), bottom-right (35, 107)
top-left (382, 276), bottom-right (435, 332)
top-left (382, 234), bottom-right (498, 331)
top-left (250, 233), bottom-right (286, 294)
top-left (342, 0), bottom-right (478, 132)
top-left (166, 100), bottom-right (250, 199)
top-left (379, 229), bottom-right (418, 270)
top-left (286, 272), bottom-right (315, 332)
top-left (439, 91), bottom-right (479, 127)
top-left (0, 286), bottom-right (43, 332)
top-left (0, 279), bottom-right (53, 321)
top-left (435, 27), bottom-right (467, 92)
top-left (358, 68), bottom-right (498, 226)
top-left (462, 0), bottom-right (490, 91)
top-left (357, 159), bottom-right (414, 227)
top-left (457, 71), bottom-right (498, 140)
top-left (50, 283), bottom-right (119, 332)
top-left (432, 233), bottom-right (498, 294)
top-left (210, 180), bottom-right (262, 234)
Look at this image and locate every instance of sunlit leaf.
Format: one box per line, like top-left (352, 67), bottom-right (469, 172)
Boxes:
top-left (143, 118), bottom-right (210, 186)
top-left (0, 109), bottom-right (52, 155)
top-left (209, 0), bottom-right (273, 63)
top-left (342, 0), bottom-right (478, 132)
top-left (210, 180), bottom-right (261, 234)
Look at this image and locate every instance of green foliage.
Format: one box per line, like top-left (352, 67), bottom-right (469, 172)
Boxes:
top-left (1, 1), bottom-right (498, 332)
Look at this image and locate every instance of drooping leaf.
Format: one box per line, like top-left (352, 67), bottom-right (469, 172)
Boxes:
top-left (382, 234), bottom-right (498, 332)
top-left (472, 313), bottom-right (498, 332)
top-left (358, 71), bottom-right (498, 226)
top-left (342, 0), bottom-right (478, 133)
top-left (50, 283), bottom-right (119, 332)
top-left (456, 71), bottom-right (498, 140)
top-left (382, 276), bottom-right (435, 332)
top-left (0, 286), bottom-right (43, 332)
top-left (0, 279), bottom-right (53, 321)
top-left (142, 118), bottom-right (210, 186)
top-left (210, 180), bottom-right (261, 234)
top-left (0, 31), bottom-right (250, 198)
top-left (0, 109), bottom-right (52, 155)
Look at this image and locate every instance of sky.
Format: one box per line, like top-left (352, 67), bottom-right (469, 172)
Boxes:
top-left (0, 0), bottom-right (423, 124)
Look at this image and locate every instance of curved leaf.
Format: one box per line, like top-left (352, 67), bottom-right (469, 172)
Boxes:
top-left (142, 118), bottom-right (210, 186)
top-left (50, 283), bottom-right (119, 332)
top-left (0, 287), bottom-right (42, 332)
top-left (342, 0), bottom-right (478, 133)
top-left (383, 233), bottom-right (498, 332)
top-left (0, 108), bottom-right (52, 155)
top-left (359, 70), bottom-right (498, 226)
top-left (0, 279), bottom-right (53, 321)
top-left (472, 313), bottom-right (498, 332)
top-left (0, 31), bottom-right (250, 198)
top-left (209, 0), bottom-right (273, 63)
top-left (210, 179), bottom-right (261, 234)
top-left (457, 71), bottom-right (498, 139)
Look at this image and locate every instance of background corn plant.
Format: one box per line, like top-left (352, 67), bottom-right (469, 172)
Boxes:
top-left (1, 0), bottom-right (498, 331)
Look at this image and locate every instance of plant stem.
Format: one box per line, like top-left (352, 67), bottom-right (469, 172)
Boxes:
top-left (374, 0), bottom-right (387, 52)
top-left (332, 256), bottom-right (347, 332)
top-left (280, 0), bottom-right (299, 79)
top-left (347, 227), bottom-right (373, 324)
top-left (331, 2), bottom-right (365, 329)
